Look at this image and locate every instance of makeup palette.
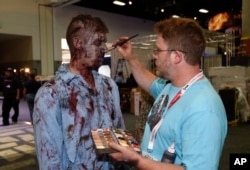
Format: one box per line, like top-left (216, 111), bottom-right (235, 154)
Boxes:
top-left (91, 128), bottom-right (141, 155)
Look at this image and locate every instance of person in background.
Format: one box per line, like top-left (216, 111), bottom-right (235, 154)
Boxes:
top-left (126, 73), bottom-right (138, 88)
top-left (114, 71), bottom-right (125, 84)
top-left (18, 68), bottom-right (29, 98)
top-left (33, 14), bottom-right (125, 169)
top-left (0, 67), bottom-right (21, 125)
top-left (23, 72), bottom-right (41, 123)
top-left (109, 18), bottom-right (227, 170)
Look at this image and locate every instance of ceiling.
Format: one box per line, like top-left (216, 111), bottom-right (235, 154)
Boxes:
top-left (0, 0), bottom-right (241, 44)
top-left (73, 0), bottom-right (242, 29)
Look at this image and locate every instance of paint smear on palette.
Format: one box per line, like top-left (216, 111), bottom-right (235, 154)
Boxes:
top-left (91, 128), bottom-right (141, 155)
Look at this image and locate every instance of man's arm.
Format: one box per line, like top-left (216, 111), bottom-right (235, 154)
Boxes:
top-left (109, 142), bottom-right (185, 170)
top-left (125, 56), bottom-right (157, 94)
top-left (33, 86), bottom-right (63, 169)
top-left (114, 38), bottom-right (157, 94)
top-left (16, 88), bottom-right (20, 100)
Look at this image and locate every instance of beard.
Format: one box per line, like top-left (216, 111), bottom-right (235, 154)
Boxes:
top-left (155, 60), bottom-right (172, 79)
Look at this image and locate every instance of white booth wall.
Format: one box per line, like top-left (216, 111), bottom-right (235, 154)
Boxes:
top-left (0, 0), bottom-right (155, 75)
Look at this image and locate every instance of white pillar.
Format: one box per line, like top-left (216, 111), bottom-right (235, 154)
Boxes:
top-left (39, 5), bottom-right (55, 76)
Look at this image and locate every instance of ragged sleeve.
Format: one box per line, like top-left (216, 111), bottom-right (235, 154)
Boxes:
top-left (33, 82), bottom-right (64, 170)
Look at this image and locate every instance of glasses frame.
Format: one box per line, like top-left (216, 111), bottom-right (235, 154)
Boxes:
top-left (152, 49), bottom-right (187, 55)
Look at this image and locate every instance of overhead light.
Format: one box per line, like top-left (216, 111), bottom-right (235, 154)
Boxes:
top-left (24, 68), bottom-right (30, 73)
top-left (172, 15), bottom-right (180, 18)
top-left (141, 43), bottom-right (151, 46)
top-left (139, 46), bottom-right (150, 49)
top-left (128, 1), bottom-right (132, 5)
top-left (113, 1), bottom-right (126, 6)
top-left (199, 8), bottom-right (209, 13)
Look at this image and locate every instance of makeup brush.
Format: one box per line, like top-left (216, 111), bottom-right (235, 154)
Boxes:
top-left (107, 33), bottom-right (139, 52)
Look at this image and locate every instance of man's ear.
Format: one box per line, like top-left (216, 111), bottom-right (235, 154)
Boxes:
top-left (173, 51), bottom-right (183, 64)
top-left (73, 37), bottom-right (82, 49)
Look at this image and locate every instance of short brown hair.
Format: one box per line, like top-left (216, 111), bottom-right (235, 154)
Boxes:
top-left (66, 14), bottom-right (109, 54)
top-left (154, 18), bottom-right (206, 65)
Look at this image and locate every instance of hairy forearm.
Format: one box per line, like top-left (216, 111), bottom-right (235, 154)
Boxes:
top-left (126, 55), bottom-right (157, 94)
top-left (109, 142), bottom-right (185, 170)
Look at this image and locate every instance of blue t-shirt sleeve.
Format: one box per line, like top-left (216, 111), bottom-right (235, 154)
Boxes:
top-left (150, 78), bottom-right (168, 99)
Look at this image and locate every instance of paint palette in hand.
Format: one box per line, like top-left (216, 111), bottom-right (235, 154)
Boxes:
top-left (91, 128), bottom-right (141, 155)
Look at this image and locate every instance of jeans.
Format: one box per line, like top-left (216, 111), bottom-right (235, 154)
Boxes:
top-left (2, 97), bottom-right (20, 125)
top-left (25, 93), bottom-right (36, 122)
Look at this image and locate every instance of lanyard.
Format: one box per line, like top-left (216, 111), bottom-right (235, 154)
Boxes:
top-left (147, 71), bottom-right (204, 152)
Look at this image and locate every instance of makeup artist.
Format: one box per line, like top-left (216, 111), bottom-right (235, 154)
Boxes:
top-left (33, 14), bottom-right (125, 169)
top-left (109, 18), bottom-right (227, 170)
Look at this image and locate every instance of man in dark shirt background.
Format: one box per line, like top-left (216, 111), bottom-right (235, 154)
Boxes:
top-left (0, 67), bottom-right (21, 126)
top-left (23, 72), bottom-right (41, 123)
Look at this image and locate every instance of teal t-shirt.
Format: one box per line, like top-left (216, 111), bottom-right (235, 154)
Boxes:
top-left (141, 77), bottom-right (227, 170)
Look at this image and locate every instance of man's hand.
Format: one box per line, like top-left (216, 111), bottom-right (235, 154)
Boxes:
top-left (112, 36), bottom-right (134, 60)
top-left (109, 142), bottom-right (141, 165)
top-left (109, 142), bottom-right (185, 170)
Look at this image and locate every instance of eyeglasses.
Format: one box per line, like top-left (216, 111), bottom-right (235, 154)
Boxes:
top-left (152, 49), bottom-right (187, 55)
